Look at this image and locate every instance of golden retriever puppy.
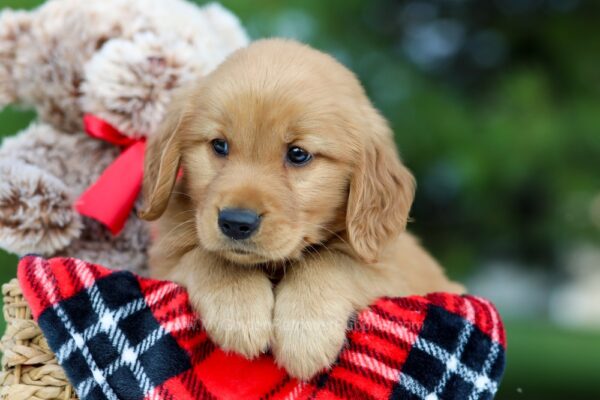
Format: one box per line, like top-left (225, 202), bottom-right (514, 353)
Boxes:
top-left (140, 38), bottom-right (463, 380)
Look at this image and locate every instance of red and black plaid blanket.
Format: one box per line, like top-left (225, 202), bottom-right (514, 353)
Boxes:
top-left (18, 255), bottom-right (506, 400)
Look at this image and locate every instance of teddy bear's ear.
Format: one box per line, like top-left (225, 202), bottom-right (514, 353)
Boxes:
top-left (0, 9), bottom-right (31, 108)
top-left (80, 32), bottom-right (200, 140)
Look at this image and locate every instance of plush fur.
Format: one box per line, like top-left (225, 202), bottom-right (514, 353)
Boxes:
top-left (142, 39), bottom-right (464, 380)
top-left (0, 0), bottom-right (248, 273)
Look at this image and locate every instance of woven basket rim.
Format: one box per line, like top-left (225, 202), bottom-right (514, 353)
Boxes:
top-left (1, 277), bottom-right (77, 400)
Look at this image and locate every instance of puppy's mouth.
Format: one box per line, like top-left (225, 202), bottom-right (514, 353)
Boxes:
top-left (219, 246), bottom-right (269, 265)
top-left (230, 248), bottom-right (252, 255)
top-left (217, 242), bottom-right (298, 266)
top-left (223, 242), bottom-right (258, 255)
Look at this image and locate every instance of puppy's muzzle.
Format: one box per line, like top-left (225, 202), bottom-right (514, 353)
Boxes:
top-left (218, 208), bottom-right (261, 240)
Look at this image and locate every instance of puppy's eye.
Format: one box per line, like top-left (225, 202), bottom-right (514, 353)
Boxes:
top-left (286, 146), bottom-right (312, 166)
top-left (211, 139), bottom-right (229, 156)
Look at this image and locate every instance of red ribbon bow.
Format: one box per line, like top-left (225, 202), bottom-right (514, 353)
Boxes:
top-left (75, 114), bottom-right (146, 235)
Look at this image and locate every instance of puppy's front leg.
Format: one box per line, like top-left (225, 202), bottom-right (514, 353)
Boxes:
top-left (167, 248), bottom-right (274, 359)
top-left (273, 251), bottom-right (370, 380)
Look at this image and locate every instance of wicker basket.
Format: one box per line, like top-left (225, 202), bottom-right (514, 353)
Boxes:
top-left (0, 279), bottom-right (77, 400)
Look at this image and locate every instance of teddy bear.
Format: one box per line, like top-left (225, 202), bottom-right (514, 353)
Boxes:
top-left (0, 0), bottom-right (248, 274)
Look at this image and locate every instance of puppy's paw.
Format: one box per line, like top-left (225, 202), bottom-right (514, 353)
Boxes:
top-left (192, 276), bottom-right (274, 359)
top-left (272, 291), bottom-right (351, 380)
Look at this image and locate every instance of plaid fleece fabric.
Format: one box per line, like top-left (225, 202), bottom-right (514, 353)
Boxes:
top-left (18, 255), bottom-right (506, 400)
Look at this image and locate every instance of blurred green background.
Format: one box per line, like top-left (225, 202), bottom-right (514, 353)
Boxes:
top-left (1, 0), bottom-right (599, 398)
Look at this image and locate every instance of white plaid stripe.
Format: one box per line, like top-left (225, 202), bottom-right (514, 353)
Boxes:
top-left (463, 298), bottom-right (502, 399)
top-left (145, 282), bottom-right (178, 307)
top-left (345, 350), bottom-right (400, 381)
top-left (52, 304), bottom-right (121, 400)
top-left (71, 283), bottom-right (168, 398)
top-left (398, 373), bottom-right (432, 398)
top-left (44, 261), bottom-right (171, 399)
top-left (413, 330), bottom-right (498, 393)
top-left (162, 314), bottom-right (197, 333)
top-left (94, 329), bottom-right (167, 377)
top-left (395, 298), bottom-right (500, 399)
top-left (283, 382), bottom-right (308, 400)
top-left (32, 258), bottom-right (59, 304)
top-left (54, 298), bottom-right (146, 361)
top-left (477, 297), bottom-right (501, 343)
top-left (430, 322), bottom-right (474, 395)
top-left (32, 256), bottom-right (504, 400)
top-left (463, 296), bottom-right (476, 321)
top-left (361, 309), bottom-right (419, 343)
top-left (342, 297), bottom-right (502, 399)
top-left (33, 259), bottom-right (121, 400)
top-left (397, 334), bottom-right (500, 399)
top-left (77, 329), bottom-right (167, 392)
top-left (74, 259), bottom-right (96, 287)
top-left (77, 378), bottom-right (97, 398)
top-left (144, 388), bottom-right (163, 400)
top-left (467, 342), bottom-right (502, 400)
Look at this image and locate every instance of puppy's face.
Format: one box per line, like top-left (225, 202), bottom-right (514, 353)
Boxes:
top-left (181, 84), bottom-right (354, 265)
top-left (141, 40), bottom-right (415, 265)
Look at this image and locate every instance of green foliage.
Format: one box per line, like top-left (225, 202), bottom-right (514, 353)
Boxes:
top-left (499, 320), bottom-right (600, 398)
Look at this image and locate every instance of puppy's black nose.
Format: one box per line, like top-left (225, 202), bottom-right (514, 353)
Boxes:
top-left (218, 208), bottom-right (261, 240)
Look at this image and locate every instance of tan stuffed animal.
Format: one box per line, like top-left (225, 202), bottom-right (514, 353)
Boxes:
top-left (0, 0), bottom-right (248, 274)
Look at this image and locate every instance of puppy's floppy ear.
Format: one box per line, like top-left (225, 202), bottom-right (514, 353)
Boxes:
top-left (139, 90), bottom-right (188, 221)
top-left (346, 109), bottom-right (416, 263)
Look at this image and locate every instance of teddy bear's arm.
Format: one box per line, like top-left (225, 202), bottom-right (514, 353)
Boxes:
top-left (0, 121), bottom-right (150, 273)
top-left (0, 159), bottom-right (82, 256)
top-left (0, 122), bottom-right (114, 257)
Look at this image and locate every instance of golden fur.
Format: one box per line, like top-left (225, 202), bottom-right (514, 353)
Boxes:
top-left (141, 39), bottom-right (463, 380)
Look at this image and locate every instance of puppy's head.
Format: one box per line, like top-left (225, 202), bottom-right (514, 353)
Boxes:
top-left (141, 39), bottom-right (415, 265)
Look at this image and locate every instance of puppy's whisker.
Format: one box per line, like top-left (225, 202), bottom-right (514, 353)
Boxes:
top-left (163, 230), bottom-right (197, 258)
top-left (302, 237), bottom-right (334, 266)
top-left (300, 221), bottom-right (351, 248)
top-left (162, 219), bottom-right (196, 242)
top-left (169, 209), bottom-right (197, 219)
top-left (298, 235), bottom-right (343, 268)
top-left (300, 239), bottom-right (323, 261)
top-left (171, 191), bottom-right (194, 200)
